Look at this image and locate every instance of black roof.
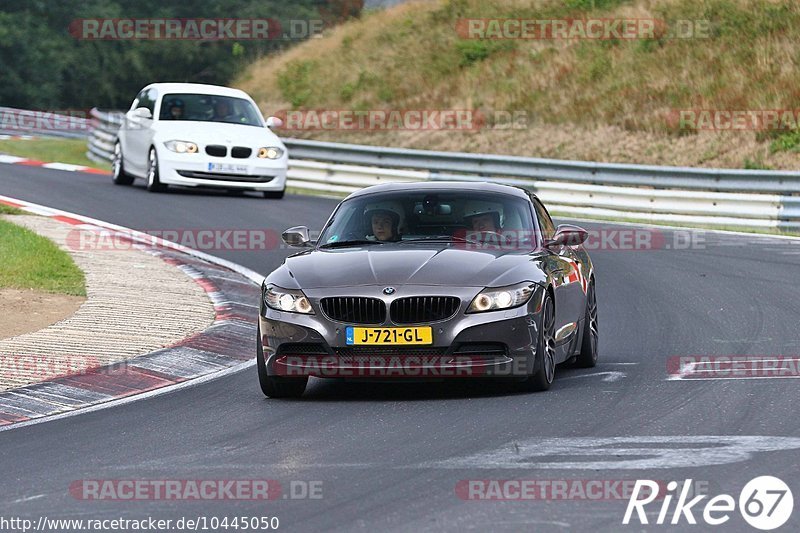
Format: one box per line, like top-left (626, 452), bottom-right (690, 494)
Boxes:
top-left (347, 181), bottom-right (533, 200)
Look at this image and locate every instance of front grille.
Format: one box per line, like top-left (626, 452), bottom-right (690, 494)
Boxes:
top-left (334, 346), bottom-right (449, 360)
top-left (231, 146), bottom-right (252, 158)
top-left (320, 297), bottom-right (386, 324)
top-left (331, 344), bottom-right (507, 360)
top-left (390, 296), bottom-right (460, 324)
top-left (453, 343), bottom-right (508, 358)
top-left (176, 170), bottom-right (275, 183)
top-left (206, 145), bottom-right (227, 157)
top-left (277, 343), bottom-right (329, 356)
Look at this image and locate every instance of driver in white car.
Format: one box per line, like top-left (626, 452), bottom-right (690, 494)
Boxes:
top-left (212, 99), bottom-right (237, 122)
top-left (167, 99), bottom-right (184, 120)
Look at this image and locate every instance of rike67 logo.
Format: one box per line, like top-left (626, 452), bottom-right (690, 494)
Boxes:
top-left (624, 476), bottom-right (793, 530)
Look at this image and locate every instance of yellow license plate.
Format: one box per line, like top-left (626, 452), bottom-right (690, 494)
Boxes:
top-left (346, 326), bottom-right (432, 345)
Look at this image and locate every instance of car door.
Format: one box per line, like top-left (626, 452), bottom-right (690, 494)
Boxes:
top-left (124, 88), bottom-right (156, 174)
top-left (533, 198), bottom-right (586, 347)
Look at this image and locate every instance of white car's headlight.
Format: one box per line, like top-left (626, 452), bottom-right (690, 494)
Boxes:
top-left (467, 282), bottom-right (537, 313)
top-left (257, 146), bottom-right (284, 159)
top-left (263, 284), bottom-right (314, 314)
top-left (164, 140), bottom-right (198, 154)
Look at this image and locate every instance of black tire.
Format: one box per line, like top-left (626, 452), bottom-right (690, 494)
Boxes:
top-left (263, 190), bottom-right (285, 199)
top-left (146, 147), bottom-right (167, 192)
top-left (257, 325), bottom-right (307, 398)
top-left (519, 291), bottom-right (556, 392)
top-left (111, 141), bottom-right (134, 185)
top-left (575, 279), bottom-right (599, 368)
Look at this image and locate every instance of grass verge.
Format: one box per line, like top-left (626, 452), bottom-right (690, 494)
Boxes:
top-left (238, 0), bottom-right (800, 169)
top-left (0, 138), bottom-right (107, 171)
top-left (0, 216), bottom-right (86, 296)
top-left (0, 204), bottom-right (24, 215)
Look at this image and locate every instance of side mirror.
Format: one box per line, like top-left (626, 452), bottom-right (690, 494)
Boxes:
top-left (133, 107), bottom-right (152, 119)
top-left (266, 116), bottom-right (283, 129)
top-left (282, 226), bottom-right (311, 247)
top-left (546, 224), bottom-right (588, 248)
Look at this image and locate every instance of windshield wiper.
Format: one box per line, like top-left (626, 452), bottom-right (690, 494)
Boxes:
top-left (399, 235), bottom-right (471, 243)
top-left (319, 239), bottom-right (386, 249)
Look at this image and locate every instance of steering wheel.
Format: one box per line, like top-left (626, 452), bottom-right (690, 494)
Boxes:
top-left (343, 230), bottom-right (363, 241)
top-left (466, 230), bottom-right (503, 241)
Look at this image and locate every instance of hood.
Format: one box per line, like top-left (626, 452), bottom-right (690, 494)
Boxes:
top-left (153, 121), bottom-right (283, 148)
top-left (271, 245), bottom-right (547, 289)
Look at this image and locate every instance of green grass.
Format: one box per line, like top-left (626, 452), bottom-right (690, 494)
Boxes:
top-left (0, 218), bottom-right (86, 296)
top-left (0, 138), bottom-right (106, 171)
top-left (242, 0), bottom-right (800, 131)
top-left (0, 204), bottom-right (23, 215)
top-left (743, 157), bottom-right (772, 170)
top-left (769, 129), bottom-right (800, 153)
top-left (237, 0), bottom-right (800, 168)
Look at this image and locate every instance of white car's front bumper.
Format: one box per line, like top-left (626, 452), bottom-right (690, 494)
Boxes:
top-left (157, 149), bottom-right (287, 191)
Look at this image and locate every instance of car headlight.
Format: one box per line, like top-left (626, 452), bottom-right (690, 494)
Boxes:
top-left (467, 282), bottom-right (537, 313)
top-left (164, 140), bottom-right (198, 154)
top-left (263, 284), bottom-right (314, 314)
top-left (257, 146), bottom-right (284, 159)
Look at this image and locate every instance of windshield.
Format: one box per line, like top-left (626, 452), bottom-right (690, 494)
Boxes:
top-left (158, 93), bottom-right (263, 126)
top-left (317, 190), bottom-right (536, 246)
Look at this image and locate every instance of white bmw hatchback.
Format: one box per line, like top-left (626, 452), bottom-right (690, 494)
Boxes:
top-left (112, 82), bottom-right (288, 198)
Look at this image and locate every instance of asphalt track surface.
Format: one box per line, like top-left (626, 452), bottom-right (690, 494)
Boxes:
top-left (1, 164), bottom-right (800, 532)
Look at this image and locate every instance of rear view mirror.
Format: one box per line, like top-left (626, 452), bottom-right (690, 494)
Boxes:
top-left (133, 107), bottom-right (152, 119)
top-left (546, 224), bottom-right (588, 248)
top-left (414, 203), bottom-right (451, 216)
top-left (266, 116), bottom-right (283, 129)
top-left (282, 226), bottom-right (311, 247)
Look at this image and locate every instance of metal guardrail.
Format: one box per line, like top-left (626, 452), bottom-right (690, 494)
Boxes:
top-left (86, 108), bottom-right (123, 164)
top-left (87, 108), bottom-right (800, 230)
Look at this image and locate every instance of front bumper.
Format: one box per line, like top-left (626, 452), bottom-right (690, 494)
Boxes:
top-left (157, 150), bottom-right (287, 191)
top-left (258, 284), bottom-right (546, 379)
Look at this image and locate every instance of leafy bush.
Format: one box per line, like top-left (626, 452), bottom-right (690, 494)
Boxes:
top-left (455, 39), bottom-right (514, 67)
top-left (769, 130), bottom-right (800, 153)
top-left (277, 60), bottom-right (317, 108)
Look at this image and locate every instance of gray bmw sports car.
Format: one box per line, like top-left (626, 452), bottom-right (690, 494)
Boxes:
top-left (257, 182), bottom-right (598, 397)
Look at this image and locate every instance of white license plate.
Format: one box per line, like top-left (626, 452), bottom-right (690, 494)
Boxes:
top-left (207, 162), bottom-right (248, 174)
